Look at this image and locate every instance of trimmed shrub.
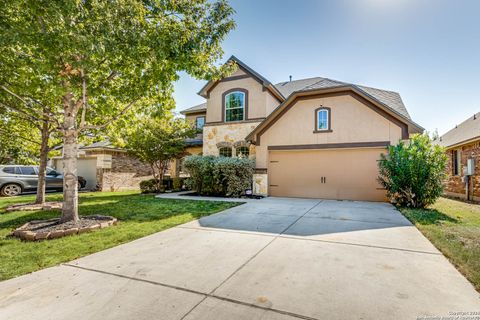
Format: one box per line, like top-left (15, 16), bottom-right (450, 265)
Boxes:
top-left (140, 179), bottom-right (159, 193)
top-left (184, 155), bottom-right (255, 197)
top-left (378, 134), bottom-right (447, 208)
top-left (139, 178), bottom-right (170, 193)
top-left (183, 155), bottom-right (219, 195)
top-left (172, 177), bottom-right (183, 191)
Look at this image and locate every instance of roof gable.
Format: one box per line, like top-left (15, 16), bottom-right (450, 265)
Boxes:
top-left (197, 56), bottom-right (284, 102)
top-left (246, 86), bottom-right (423, 144)
top-left (438, 112), bottom-right (480, 148)
top-left (274, 77), bottom-right (411, 120)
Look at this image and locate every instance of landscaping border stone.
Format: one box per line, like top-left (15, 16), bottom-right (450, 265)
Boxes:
top-left (12, 215), bottom-right (117, 241)
top-left (5, 202), bottom-right (63, 212)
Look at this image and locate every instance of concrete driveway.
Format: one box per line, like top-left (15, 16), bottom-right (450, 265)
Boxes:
top-left (1, 196), bottom-right (479, 319)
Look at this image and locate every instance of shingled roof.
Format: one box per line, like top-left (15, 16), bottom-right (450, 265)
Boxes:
top-left (438, 112), bottom-right (480, 148)
top-left (180, 102), bottom-right (207, 115)
top-left (181, 56), bottom-right (417, 126)
top-left (275, 77), bottom-right (411, 120)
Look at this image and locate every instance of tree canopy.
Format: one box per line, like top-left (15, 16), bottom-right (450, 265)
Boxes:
top-left (119, 115), bottom-right (197, 191)
top-left (0, 0), bottom-right (235, 221)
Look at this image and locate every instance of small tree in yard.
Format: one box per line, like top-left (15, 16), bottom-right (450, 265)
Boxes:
top-left (121, 116), bottom-right (197, 192)
top-left (0, 0), bottom-right (235, 222)
top-left (378, 134), bottom-right (447, 208)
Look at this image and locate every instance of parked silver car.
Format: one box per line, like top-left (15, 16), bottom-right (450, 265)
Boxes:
top-left (0, 165), bottom-right (87, 197)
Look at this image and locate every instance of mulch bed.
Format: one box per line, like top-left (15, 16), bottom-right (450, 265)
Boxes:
top-left (5, 202), bottom-right (63, 212)
top-left (11, 215), bottom-right (117, 241)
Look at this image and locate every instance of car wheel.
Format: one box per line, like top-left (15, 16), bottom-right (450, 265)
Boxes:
top-left (1, 184), bottom-right (22, 197)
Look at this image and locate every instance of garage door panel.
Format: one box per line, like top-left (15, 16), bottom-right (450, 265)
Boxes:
top-left (268, 149), bottom-right (386, 201)
top-left (55, 158), bottom-right (97, 191)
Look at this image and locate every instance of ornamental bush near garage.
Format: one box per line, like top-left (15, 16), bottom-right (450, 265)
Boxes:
top-left (378, 134), bottom-right (447, 208)
top-left (184, 155), bottom-right (255, 197)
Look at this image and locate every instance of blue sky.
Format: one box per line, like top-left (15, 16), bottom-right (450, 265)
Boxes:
top-left (173, 0), bottom-right (480, 135)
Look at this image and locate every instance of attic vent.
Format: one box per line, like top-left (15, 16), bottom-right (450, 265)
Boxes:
top-left (289, 75), bottom-right (292, 82)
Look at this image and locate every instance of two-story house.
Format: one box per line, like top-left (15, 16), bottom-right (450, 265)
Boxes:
top-left (180, 56), bottom-right (423, 201)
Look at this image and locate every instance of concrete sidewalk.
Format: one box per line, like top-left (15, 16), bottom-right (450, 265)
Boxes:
top-left (0, 197), bottom-right (479, 319)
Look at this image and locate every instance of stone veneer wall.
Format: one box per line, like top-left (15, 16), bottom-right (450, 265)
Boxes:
top-left (203, 122), bottom-right (268, 195)
top-left (97, 152), bottom-right (153, 191)
top-left (444, 141), bottom-right (480, 201)
top-left (253, 173), bottom-right (268, 195)
top-left (203, 122), bottom-right (260, 157)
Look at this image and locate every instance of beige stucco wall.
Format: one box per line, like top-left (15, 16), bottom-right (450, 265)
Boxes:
top-left (206, 68), bottom-right (278, 123)
top-left (265, 90), bottom-right (281, 115)
top-left (185, 112), bottom-right (206, 124)
top-left (255, 94), bottom-right (403, 168)
top-left (203, 122), bottom-right (260, 157)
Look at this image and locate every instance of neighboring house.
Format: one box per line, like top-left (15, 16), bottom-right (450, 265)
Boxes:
top-left (437, 113), bottom-right (480, 201)
top-left (50, 141), bottom-right (153, 191)
top-left (169, 106), bottom-right (205, 178)
top-left (179, 56), bottom-right (423, 201)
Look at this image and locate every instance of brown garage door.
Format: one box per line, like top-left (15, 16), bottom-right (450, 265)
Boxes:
top-left (268, 148), bottom-right (386, 201)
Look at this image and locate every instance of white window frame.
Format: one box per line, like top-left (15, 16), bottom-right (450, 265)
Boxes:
top-left (225, 91), bottom-right (245, 122)
top-left (454, 149), bottom-right (462, 176)
top-left (316, 109), bottom-right (329, 131)
top-left (196, 116), bottom-right (205, 129)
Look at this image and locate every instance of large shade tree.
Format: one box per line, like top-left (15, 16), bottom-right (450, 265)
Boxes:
top-left (0, 0), bottom-right (235, 222)
top-left (0, 113), bottom-right (40, 166)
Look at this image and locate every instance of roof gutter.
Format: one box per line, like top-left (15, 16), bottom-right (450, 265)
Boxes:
top-left (441, 135), bottom-right (480, 150)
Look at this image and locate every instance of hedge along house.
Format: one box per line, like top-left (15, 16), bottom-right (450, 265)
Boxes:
top-left (180, 56), bottom-right (423, 201)
top-left (437, 112), bottom-right (480, 202)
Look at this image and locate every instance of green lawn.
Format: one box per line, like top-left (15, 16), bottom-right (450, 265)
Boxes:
top-left (0, 191), bottom-right (240, 281)
top-left (400, 197), bottom-right (480, 292)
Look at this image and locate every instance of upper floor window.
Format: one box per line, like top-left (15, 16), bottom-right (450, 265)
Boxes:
top-left (196, 116), bottom-right (205, 130)
top-left (315, 107), bottom-right (331, 132)
top-left (225, 91), bottom-right (245, 122)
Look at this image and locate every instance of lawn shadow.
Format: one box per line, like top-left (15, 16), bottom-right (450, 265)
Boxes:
top-left (0, 210), bottom-right (60, 230)
top-left (403, 208), bottom-right (458, 225)
top-left (0, 193), bottom-right (240, 231)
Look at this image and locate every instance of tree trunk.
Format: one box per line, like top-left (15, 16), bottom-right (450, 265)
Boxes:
top-left (60, 101), bottom-right (79, 223)
top-left (35, 120), bottom-right (49, 205)
top-left (153, 162), bottom-right (162, 192)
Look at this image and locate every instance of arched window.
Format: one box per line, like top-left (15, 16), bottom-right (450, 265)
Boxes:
top-left (225, 91), bottom-right (246, 122)
top-left (219, 147), bottom-right (232, 157)
top-left (315, 107), bottom-right (331, 132)
top-left (236, 146), bottom-right (249, 158)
